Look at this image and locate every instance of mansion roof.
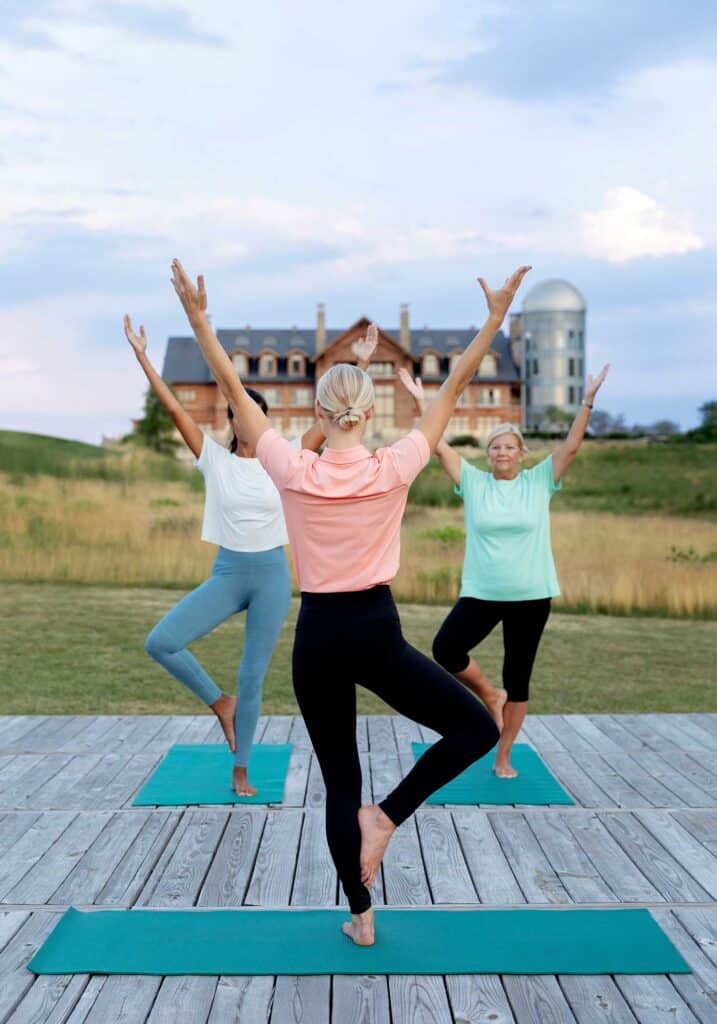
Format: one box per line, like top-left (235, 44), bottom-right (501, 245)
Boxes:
top-left (162, 326), bottom-right (519, 383)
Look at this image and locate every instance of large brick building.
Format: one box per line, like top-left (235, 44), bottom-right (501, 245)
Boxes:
top-left (161, 304), bottom-right (522, 446)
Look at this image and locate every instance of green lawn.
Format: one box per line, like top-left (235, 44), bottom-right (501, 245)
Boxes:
top-left (3, 583), bottom-right (714, 716)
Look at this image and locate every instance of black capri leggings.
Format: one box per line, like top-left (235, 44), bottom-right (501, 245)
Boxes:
top-left (432, 597), bottom-right (551, 703)
top-left (292, 585), bottom-right (499, 914)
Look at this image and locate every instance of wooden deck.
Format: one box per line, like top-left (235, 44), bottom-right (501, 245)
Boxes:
top-left (1, 712), bottom-right (716, 1023)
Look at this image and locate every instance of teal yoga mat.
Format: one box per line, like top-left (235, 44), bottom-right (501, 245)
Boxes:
top-left (412, 742), bottom-right (574, 805)
top-left (133, 744), bottom-right (292, 806)
top-left (29, 908), bottom-right (690, 976)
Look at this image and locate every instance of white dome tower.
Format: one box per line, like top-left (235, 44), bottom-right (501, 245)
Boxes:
top-left (520, 279), bottom-right (586, 430)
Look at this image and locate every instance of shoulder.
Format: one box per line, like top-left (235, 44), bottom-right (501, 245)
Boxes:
top-left (196, 433), bottom-right (228, 472)
top-left (380, 429), bottom-right (431, 484)
top-left (526, 454), bottom-right (562, 492)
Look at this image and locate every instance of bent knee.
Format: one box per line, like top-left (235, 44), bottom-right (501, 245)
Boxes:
top-left (432, 634), bottom-right (467, 674)
top-left (145, 627), bottom-right (171, 660)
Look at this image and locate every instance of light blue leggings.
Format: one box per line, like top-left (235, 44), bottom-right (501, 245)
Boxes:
top-left (145, 545), bottom-right (291, 766)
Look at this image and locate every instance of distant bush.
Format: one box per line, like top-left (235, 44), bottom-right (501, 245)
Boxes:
top-left (448, 434), bottom-right (481, 448)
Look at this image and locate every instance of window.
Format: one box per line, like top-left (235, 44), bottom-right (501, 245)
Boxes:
top-left (367, 361), bottom-right (394, 378)
top-left (457, 389), bottom-right (470, 407)
top-left (373, 383), bottom-right (394, 432)
top-left (478, 387), bottom-right (499, 407)
top-left (260, 354), bottom-right (276, 376)
top-left (176, 389), bottom-right (195, 402)
top-left (568, 386), bottom-right (575, 405)
top-left (289, 416), bottom-right (314, 434)
top-left (289, 355), bottom-right (305, 376)
top-left (262, 388), bottom-right (281, 407)
top-left (568, 358), bottom-right (575, 377)
top-left (578, 358), bottom-right (583, 376)
top-left (232, 353), bottom-right (248, 375)
top-left (448, 416), bottom-right (470, 436)
top-left (480, 353), bottom-right (497, 377)
top-left (477, 415), bottom-right (501, 438)
top-left (532, 358), bottom-right (539, 376)
top-left (578, 386), bottom-right (583, 402)
top-left (449, 353), bottom-right (463, 373)
top-left (292, 387), bottom-right (313, 406)
top-left (422, 353), bottom-right (439, 375)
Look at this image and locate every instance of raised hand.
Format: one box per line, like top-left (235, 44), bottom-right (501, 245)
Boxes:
top-left (477, 265), bottom-right (532, 322)
top-left (398, 367), bottom-right (425, 411)
top-left (585, 364), bottom-right (610, 403)
top-left (352, 323), bottom-right (379, 366)
top-left (171, 259), bottom-right (208, 323)
top-left (124, 314), bottom-right (147, 357)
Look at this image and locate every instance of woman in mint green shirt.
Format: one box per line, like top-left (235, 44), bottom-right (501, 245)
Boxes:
top-left (400, 365), bottom-right (608, 777)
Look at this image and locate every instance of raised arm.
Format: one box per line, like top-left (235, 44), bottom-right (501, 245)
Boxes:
top-left (170, 260), bottom-right (270, 451)
top-left (398, 369), bottom-right (461, 485)
top-left (417, 266), bottom-right (531, 451)
top-left (551, 365), bottom-right (610, 482)
top-left (124, 315), bottom-right (204, 458)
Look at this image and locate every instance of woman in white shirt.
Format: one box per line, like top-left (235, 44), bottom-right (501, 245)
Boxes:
top-left (123, 315), bottom-right (362, 795)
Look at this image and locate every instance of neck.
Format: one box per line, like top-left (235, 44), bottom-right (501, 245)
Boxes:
top-left (234, 441), bottom-right (255, 458)
top-left (324, 424), bottom-right (366, 450)
top-left (491, 465), bottom-right (520, 480)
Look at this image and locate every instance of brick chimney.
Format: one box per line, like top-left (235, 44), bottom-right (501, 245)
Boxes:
top-left (400, 303), bottom-right (410, 352)
top-left (316, 303), bottom-right (326, 354)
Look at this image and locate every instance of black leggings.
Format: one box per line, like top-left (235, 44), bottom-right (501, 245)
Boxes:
top-left (432, 597), bottom-right (551, 703)
top-left (292, 586), bottom-right (499, 913)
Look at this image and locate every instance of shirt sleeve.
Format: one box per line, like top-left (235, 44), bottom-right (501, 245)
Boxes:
top-left (455, 459), bottom-right (486, 501)
top-left (255, 428), bottom-right (303, 490)
top-left (195, 433), bottom-right (219, 476)
top-left (389, 429), bottom-right (432, 485)
top-left (532, 454), bottom-right (563, 495)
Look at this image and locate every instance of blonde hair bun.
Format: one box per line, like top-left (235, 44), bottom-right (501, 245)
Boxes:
top-left (317, 364), bottom-right (375, 432)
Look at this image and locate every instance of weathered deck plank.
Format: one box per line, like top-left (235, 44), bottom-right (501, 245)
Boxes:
top-left (1, 715), bottom-right (717, 1024)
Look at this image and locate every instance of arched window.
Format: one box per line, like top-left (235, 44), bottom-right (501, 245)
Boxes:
top-left (480, 353), bottom-right (497, 377)
top-left (260, 354), bottom-right (276, 377)
top-left (289, 354), bottom-right (305, 377)
top-left (422, 353), bottom-right (439, 376)
top-left (232, 352), bottom-right (248, 375)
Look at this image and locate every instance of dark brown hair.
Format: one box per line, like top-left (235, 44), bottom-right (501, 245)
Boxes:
top-left (227, 389), bottom-right (268, 453)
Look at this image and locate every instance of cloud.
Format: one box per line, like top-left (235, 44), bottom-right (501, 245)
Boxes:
top-left (580, 187), bottom-right (703, 263)
top-left (436, 1), bottom-right (717, 101)
top-left (0, 0), bottom-right (225, 52)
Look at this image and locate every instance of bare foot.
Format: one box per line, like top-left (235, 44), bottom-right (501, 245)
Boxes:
top-left (232, 765), bottom-right (257, 797)
top-left (493, 760), bottom-right (519, 779)
top-left (358, 805), bottom-right (395, 887)
top-left (341, 908), bottom-right (375, 946)
top-left (210, 693), bottom-right (237, 752)
top-left (484, 687), bottom-right (507, 733)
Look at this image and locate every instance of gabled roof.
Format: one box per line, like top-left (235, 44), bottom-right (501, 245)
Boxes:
top-left (161, 326), bottom-right (518, 382)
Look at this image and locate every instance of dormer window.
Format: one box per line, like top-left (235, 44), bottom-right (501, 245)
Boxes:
top-left (232, 352), bottom-right (248, 375)
top-left (260, 354), bottom-right (276, 376)
top-left (480, 353), bottom-right (497, 377)
top-left (422, 353), bottom-right (439, 376)
top-left (449, 352), bottom-right (463, 373)
top-left (289, 354), bottom-right (305, 377)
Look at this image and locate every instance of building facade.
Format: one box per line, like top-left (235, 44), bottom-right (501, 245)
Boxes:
top-left (162, 303), bottom-right (523, 447)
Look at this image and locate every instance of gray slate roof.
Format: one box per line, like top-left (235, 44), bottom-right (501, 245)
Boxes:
top-left (162, 327), bottom-right (518, 382)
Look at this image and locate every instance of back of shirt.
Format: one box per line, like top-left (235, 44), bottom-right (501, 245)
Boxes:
top-left (256, 428), bottom-right (431, 592)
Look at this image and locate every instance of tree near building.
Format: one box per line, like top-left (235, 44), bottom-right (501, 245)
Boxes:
top-left (125, 386), bottom-right (181, 454)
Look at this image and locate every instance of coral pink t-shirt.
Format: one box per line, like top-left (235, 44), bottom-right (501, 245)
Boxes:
top-left (256, 428), bottom-right (431, 593)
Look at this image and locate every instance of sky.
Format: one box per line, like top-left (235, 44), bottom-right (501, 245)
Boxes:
top-left (1, 0), bottom-right (716, 443)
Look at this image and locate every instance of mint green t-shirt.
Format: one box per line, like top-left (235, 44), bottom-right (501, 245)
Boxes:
top-left (456, 455), bottom-right (562, 601)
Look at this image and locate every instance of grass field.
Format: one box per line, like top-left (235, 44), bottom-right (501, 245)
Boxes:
top-left (2, 583), bottom-right (715, 716)
top-left (1, 430), bottom-right (716, 617)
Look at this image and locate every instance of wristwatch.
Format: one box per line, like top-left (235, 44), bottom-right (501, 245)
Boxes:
top-left (582, 401), bottom-right (593, 409)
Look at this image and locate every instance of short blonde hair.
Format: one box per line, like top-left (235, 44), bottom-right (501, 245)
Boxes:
top-left (485, 422), bottom-right (527, 451)
top-left (316, 363), bottom-right (375, 431)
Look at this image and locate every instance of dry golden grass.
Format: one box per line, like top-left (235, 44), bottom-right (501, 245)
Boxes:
top-left (1, 474), bottom-right (716, 617)
top-left (395, 507), bottom-right (717, 617)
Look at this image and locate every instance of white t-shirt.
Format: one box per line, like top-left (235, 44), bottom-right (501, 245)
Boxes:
top-left (196, 434), bottom-right (300, 552)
